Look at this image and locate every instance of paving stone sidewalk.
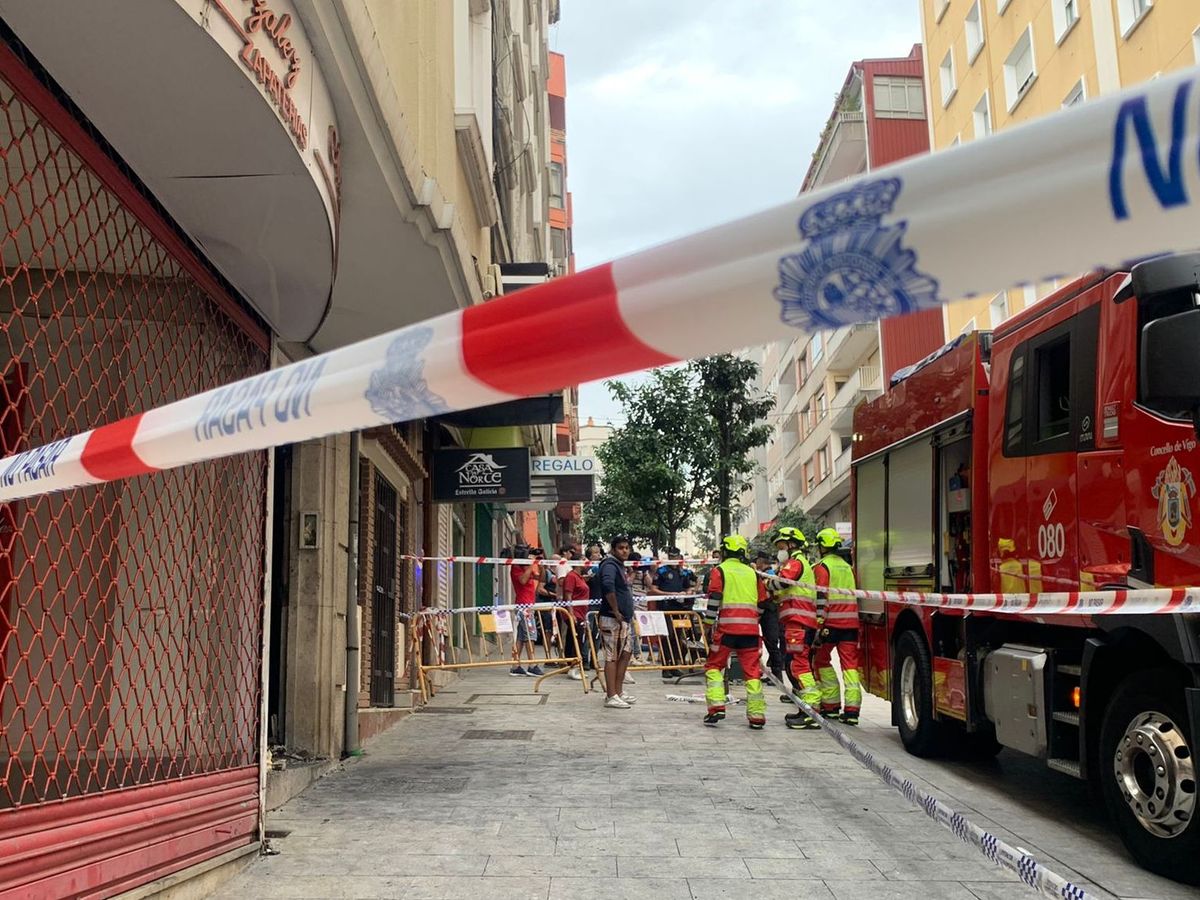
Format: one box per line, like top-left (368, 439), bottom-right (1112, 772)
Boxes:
top-left (212, 667), bottom-right (1100, 900)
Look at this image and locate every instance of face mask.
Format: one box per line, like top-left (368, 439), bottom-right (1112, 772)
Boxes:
top-left (776, 549), bottom-right (789, 563)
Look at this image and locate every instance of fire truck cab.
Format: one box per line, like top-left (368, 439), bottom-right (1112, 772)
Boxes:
top-left (851, 253), bottom-right (1200, 884)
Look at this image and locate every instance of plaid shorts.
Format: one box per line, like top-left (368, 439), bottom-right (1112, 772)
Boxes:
top-left (599, 616), bottom-right (633, 657)
top-left (516, 608), bottom-right (539, 643)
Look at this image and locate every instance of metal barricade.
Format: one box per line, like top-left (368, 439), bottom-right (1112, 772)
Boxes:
top-left (586, 609), bottom-right (709, 692)
top-left (410, 603), bottom-right (588, 702)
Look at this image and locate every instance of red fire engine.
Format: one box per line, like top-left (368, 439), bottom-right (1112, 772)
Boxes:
top-left (851, 253), bottom-right (1200, 884)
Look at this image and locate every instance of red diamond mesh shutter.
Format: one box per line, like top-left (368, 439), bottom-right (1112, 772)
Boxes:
top-left (0, 44), bottom-right (270, 898)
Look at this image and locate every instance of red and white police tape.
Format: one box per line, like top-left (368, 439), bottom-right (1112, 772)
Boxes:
top-left (764, 572), bottom-right (1200, 616)
top-left (1, 68), bottom-right (1199, 502)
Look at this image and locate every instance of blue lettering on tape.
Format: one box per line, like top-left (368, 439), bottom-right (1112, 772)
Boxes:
top-left (773, 178), bottom-right (940, 330)
top-left (0, 438), bottom-right (71, 487)
top-left (195, 359), bottom-right (327, 442)
top-left (1109, 78), bottom-right (1193, 220)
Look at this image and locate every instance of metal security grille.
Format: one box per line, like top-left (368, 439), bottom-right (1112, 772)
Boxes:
top-left (0, 48), bottom-right (268, 893)
top-left (371, 476), bottom-right (398, 706)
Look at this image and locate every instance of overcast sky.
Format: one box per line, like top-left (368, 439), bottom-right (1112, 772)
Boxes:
top-left (550, 1), bottom-right (922, 426)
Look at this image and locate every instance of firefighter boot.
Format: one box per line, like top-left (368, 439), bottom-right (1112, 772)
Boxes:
top-left (840, 707), bottom-right (860, 726)
top-left (704, 709), bottom-right (725, 726)
top-left (785, 709), bottom-right (820, 730)
top-left (704, 668), bottom-right (726, 725)
top-left (841, 663), bottom-right (862, 726)
top-left (745, 677), bottom-right (766, 730)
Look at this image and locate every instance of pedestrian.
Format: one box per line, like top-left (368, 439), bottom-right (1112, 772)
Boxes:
top-left (650, 546), bottom-right (695, 678)
top-left (532, 546), bottom-right (560, 656)
top-left (556, 544), bottom-right (593, 680)
top-left (753, 550), bottom-right (787, 688)
top-left (509, 545), bottom-right (544, 677)
top-left (812, 528), bottom-right (862, 725)
top-left (771, 527), bottom-right (821, 729)
top-left (598, 535), bottom-right (637, 708)
top-left (702, 535), bottom-right (768, 729)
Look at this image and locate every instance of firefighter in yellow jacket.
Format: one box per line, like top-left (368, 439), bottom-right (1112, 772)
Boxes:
top-left (812, 528), bottom-right (862, 725)
top-left (703, 535), bottom-right (768, 729)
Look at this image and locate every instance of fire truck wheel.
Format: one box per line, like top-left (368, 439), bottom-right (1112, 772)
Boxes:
top-left (1099, 669), bottom-right (1199, 885)
top-left (893, 629), bottom-right (948, 758)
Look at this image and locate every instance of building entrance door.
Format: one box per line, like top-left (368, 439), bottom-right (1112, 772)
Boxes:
top-left (371, 477), bottom-right (398, 706)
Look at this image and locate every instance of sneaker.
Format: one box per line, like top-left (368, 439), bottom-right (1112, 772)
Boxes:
top-left (624, 673), bottom-right (637, 684)
top-left (841, 710), bottom-right (860, 726)
top-left (527, 665), bottom-right (545, 676)
top-left (703, 712), bottom-right (723, 726)
top-left (509, 666), bottom-right (527, 676)
top-left (821, 708), bottom-right (841, 720)
top-left (785, 711), bottom-right (820, 730)
top-left (748, 719), bottom-right (765, 730)
top-left (604, 695), bottom-right (631, 709)
top-left (619, 693), bottom-right (637, 704)
top-left (568, 669), bottom-right (583, 680)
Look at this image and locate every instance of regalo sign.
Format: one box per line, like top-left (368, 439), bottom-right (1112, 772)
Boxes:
top-left (432, 448), bottom-right (531, 503)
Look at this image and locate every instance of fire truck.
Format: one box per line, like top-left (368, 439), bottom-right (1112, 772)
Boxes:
top-left (850, 253), bottom-right (1200, 884)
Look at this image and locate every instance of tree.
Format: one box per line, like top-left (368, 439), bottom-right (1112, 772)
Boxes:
top-left (692, 354), bottom-right (775, 536)
top-left (582, 367), bottom-right (709, 551)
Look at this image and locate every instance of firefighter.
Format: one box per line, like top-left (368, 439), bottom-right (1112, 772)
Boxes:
top-left (812, 527), bottom-right (862, 725)
top-left (702, 535), bottom-right (768, 729)
top-left (773, 526), bottom-right (821, 730)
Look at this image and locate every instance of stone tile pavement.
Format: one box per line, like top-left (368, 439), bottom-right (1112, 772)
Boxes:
top-left (211, 667), bottom-right (1116, 900)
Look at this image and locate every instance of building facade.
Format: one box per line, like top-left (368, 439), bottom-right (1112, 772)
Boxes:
top-left (921, 0), bottom-right (1200, 334)
top-left (0, 0), bottom-right (563, 895)
top-left (758, 47), bottom-right (944, 528)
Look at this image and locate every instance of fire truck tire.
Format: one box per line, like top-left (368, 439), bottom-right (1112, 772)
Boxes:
top-left (1099, 669), bottom-right (1199, 885)
top-left (893, 629), bottom-right (951, 758)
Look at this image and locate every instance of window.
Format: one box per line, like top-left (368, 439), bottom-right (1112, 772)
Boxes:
top-left (960, 317), bottom-right (977, 336)
top-left (1193, 25), bottom-right (1200, 62)
top-left (939, 49), bottom-right (957, 107)
top-left (1004, 352), bottom-right (1025, 455)
top-left (873, 76), bottom-right (925, 119)
top-left (997, 0), bottom-right (1012, 13)
top-left (966, 2), bottom-right (985, 63)
top-left (1052, 0), bottom-right (1080, 43)
top-left (817, 446), bottom-right (830, 482)
top-left (804, 460), bottom-right (815, 494)
top-left (550, 227), bottom-right (567, 266)
top-left (1034, 336), bottom-right (1071, 443)
top-left (1137, 288), bottom-right (1200, 420)
top-left (973, 92), bottom-right (992, 138)
top-left (810, 332), bottom-right (824, 363)
top-left (1117, 0), bottom-right (1152, 38)
top-left (950, 134), bottom-right (962, 147)
top-left (1003, 26), bottom-right (1037, 111)
top-left (816, 391), bottom-right (828, 420)
top-left (1023, 284), bottom-right (1038, 308)
top-left (797, 352), bottom-right (810, 383)
top-left (1062, 78), bottom-right (1086, 108)
top-left (549, 162), bottom-right (564, 208)
top-left (934, 0), bottom-right (950, 22)
top-left (989, 292), bottom-right (1009, 327)
top-left (800, 404), bottom-right (811, 436)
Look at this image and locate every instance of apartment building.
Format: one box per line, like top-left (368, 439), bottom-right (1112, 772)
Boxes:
top-left (759, 47), bottom-right (944, 527)
top-left (922, 0), bottom-right (1200, 334)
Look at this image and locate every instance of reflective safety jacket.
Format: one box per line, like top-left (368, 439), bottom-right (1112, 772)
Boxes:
top-left (777, 551), bottom-right (818, 630)
top-left (816, 552), bottom-right (858, 629)
top-left (712, 558), bottom-right (762, 636)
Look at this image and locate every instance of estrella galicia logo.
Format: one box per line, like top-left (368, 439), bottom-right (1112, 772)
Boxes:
top-left (774, 178), bottom-right (940, 330)
top-left (364, 325), bottom-right (449, 421)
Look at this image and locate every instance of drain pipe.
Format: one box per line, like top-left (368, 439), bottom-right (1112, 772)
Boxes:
top-left (343, 431), bottom-right (361, 757)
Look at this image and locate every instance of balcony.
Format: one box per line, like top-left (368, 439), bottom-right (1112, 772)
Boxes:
top-left (831, 364), bottom-right (882, 435)
top-left (833, 446), bottom-right (852, 480)
top-left (808, 109), bottom-right (868, 189)
top-left (802, 467), bottom-right (852, 518)
top-left (825, 323), bottom-right (878, 372)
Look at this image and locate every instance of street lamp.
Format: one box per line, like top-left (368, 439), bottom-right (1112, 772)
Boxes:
top-left (775, 492), bottom-right (787, 510)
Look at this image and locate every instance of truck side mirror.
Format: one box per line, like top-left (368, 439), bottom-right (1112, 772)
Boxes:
top-left (1142, 308), bottom-right (1200, 436)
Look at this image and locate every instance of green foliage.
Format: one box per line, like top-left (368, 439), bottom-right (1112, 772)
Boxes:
top-left (692, 354), bottom-right (775, 536)
top-left (582, 354), bottom-right (775, 551)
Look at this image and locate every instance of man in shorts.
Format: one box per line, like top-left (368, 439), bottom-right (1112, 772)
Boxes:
top-left (598, 535), bottom-right (636, 708)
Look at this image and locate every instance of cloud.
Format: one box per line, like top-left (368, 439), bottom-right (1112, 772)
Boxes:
top-left (555, 1), bottom-right (922, 419)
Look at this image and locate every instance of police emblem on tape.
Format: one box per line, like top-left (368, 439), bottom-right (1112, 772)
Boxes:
top-left (364, 326), bottom-right (449, 421)
top-left (773, 178), bottom-right (940, 330)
